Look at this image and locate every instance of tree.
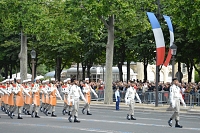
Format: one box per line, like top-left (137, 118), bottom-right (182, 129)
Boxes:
top-left (161, 0), bottom-right (200, 82)
top-left (65, 0), bottom-right (156, 104)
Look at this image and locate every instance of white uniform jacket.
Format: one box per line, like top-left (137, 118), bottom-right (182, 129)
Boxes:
top-left (169, 84), bottom-right (185, 107)
top-left (125, 87), bottom-right (141, 104)
top-left (68, 84), bottom-right (86, 104)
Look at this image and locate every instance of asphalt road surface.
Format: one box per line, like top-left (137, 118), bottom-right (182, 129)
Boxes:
top-left (0, 104), bottom-right (200, 133)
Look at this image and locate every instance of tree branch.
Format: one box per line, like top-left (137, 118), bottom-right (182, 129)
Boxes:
top-left (99, 16), bottom-right (109, 29)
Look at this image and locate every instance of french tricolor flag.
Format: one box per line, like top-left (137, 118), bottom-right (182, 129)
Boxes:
top-left (147, 12), bottom-right (165, 66)
top-left (163, 15), bottom-right (174, 67)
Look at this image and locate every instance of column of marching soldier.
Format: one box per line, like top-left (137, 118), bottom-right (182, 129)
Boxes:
top-left (0, 77), bottom-right (185, 127)
top-left (0, 77), bottom-right (99, 123)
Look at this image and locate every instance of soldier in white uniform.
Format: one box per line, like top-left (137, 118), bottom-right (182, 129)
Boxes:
top-left (125, 81), bottom-right (141, 120)
top-left (62, 78), bottom-right (72, 115)
top-left (82, 78), bottom-right (98, 115)
top-left (68, 78), bottom-right (87, 123)
top-left (168, 78), bottom-right (186, 128)
top-left (31, 78), bottom-right (41, 118)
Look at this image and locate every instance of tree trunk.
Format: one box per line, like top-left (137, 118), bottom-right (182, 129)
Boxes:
top-left (18, 31), bottom-right (27, 83)
top-left (177, 61), bottom-right (182, 82)
top-left (104, 15), bottom-right (114, 104)
top-left (77, 63), bottom-right (79, 80)
top-left (86, 64), bottom-right (92, 79)
top-left (9, 63), bottom-right (13, 79)
top-left (82, 62), bottom-right (86, 80)
top-left (143, 58), bottom-right (148, 82)
top-left (118, 62), bottom-right (123, 82)
top-left (127, 60), bottom-right (130, 83)
top-left (186, 60), bottom-right (193, 83)
top-left (55, 56), bottom-right (62, 81)
top-left (4, 64), bottom-right (8, 79)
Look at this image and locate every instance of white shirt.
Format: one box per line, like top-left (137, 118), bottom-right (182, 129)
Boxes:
top-left (68, 84), bottom-right (86, 102)
top-left (115, 89), bottom-right (120, 100)
top-left (169, 84), bottom-right (185, 105)
top-left (125, 87), bottom-right (141, 103)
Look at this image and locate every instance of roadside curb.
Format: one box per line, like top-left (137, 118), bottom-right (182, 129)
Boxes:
top-left (56, 100), bottom-right (200, 115)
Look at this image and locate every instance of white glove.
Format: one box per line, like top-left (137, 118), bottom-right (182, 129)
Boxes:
top-left (95, 94), bottom-right (98, 99)
top-left (171, 101), bottom-right (175, 108)
top-left (139, 100), bottom-right (142, 104)
top-left (183, 103), bottom-right (186, 108)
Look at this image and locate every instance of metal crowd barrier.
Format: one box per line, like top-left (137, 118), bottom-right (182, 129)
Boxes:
top-left (91, 90), bottom-right (200, 107)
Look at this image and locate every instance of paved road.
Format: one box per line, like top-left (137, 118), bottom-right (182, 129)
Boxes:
top-left (0, 104), bottom-right (200, 133)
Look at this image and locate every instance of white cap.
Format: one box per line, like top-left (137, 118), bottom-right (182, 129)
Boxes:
top-left (23, 79), bottom-right (28, 83)
top-left (6, 79), bottom-right (10, 82)
top-left (85, 78), bottom-right (89, 81)
top-left (42, 80), bottom-right (46, 84)
top-left (10, 78), bottom-right (14, 81)
top-left (45, 79), bottom-right (50, 82)
top-left (2, 80), bottom-right (6, 83)
top-left (16, 77), bottom-right (21, 80)
top-left (66, 78), bottom-right (71, 82)
top-left (51, 78), bottom-right (55, 81)
top-left (35, 77), bottom-right (41, 80)
top-left (27, 79), bottom-right (32, 82)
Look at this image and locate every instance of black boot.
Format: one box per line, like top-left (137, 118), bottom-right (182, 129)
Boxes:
top-left (40, 107), bottom-right (43, 112)
top-left (5, 109), bottom-right (8, 114)
top-left (127, 114), bottom-right (130, 120)
top-left (8, 111), bottom-right (10, 116)
top-left (68, 115), bottom-right (72, 122)
top-left (68, 111), bottom-right (71, 116)
top-left (17, 114), bottom-right (23, 119)
top-left (9, 112), bottom-right (13, 119)
top-left (131, 115), bottom-right (136, 120)
top-left (175, 120), bottom-right (183, 128)
top-left (62, 109), bottom-right (66, 115)
top-left (44, 109), bottom-right (48, 116)
top-left (168, 118), bottom-right (172, 127)
top-left (74, 116), bottom-right (80, 123)
top-left (2, 106), bottom-right (5, 112)
top-left (51, 112), bottom-right (57, 117)
top-left (82, 108), bottom-right (85, 114)
top-left (23, 108), bottom-right (26, 114)
top-left (27, 111), bottom-right (31, 115)
top-left (35, 112), bottom-right (40, 118)
top-left (87, 111), bottom-right (92, 115)
top-left (31, 111), bottom-right (34, 118)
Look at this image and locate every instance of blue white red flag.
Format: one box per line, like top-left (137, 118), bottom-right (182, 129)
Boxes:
top-left (163, 15), bottom-right (174, 67)
top-left (147, 12), bottom-right (165, 66)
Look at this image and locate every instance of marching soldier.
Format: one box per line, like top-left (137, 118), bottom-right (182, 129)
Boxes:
top-left (0, 81), bottom-right (6, 113)
top-left (4, 79), bottom-right (10, 114)
top-left (62, 78), bottom-right (72, 115)
top-left (10, 77), bottom-right (30, 119)
top-left (40, 80), bottom-right (47, 112)
top-left (43, 80), bottom-right (51, 116)
top-left (125, 81), bottom-right (141, 120)
top-left (168, 78), bottom-right (186, 128)
top-left (7, 79), bottom-right (16, 117)
top-left (68, 78), bottom-right (87, 123)
top-left (82, 78), bottom-right (98, 115)
top-left (23, 79), bottom-right (32, 115)
top-left (31, 78), bottom-right (41, 118)
top-left (44, 78), bottom-right (62, 117)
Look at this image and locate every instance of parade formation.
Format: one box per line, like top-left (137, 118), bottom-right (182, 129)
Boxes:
top-left (0, 77), bottom-right (186, 128)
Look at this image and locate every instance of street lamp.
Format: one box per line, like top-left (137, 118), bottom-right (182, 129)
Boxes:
top-left (31, 49), bottom-right (36, 82)
top-left (170, 43), bottom-right (177, 80)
